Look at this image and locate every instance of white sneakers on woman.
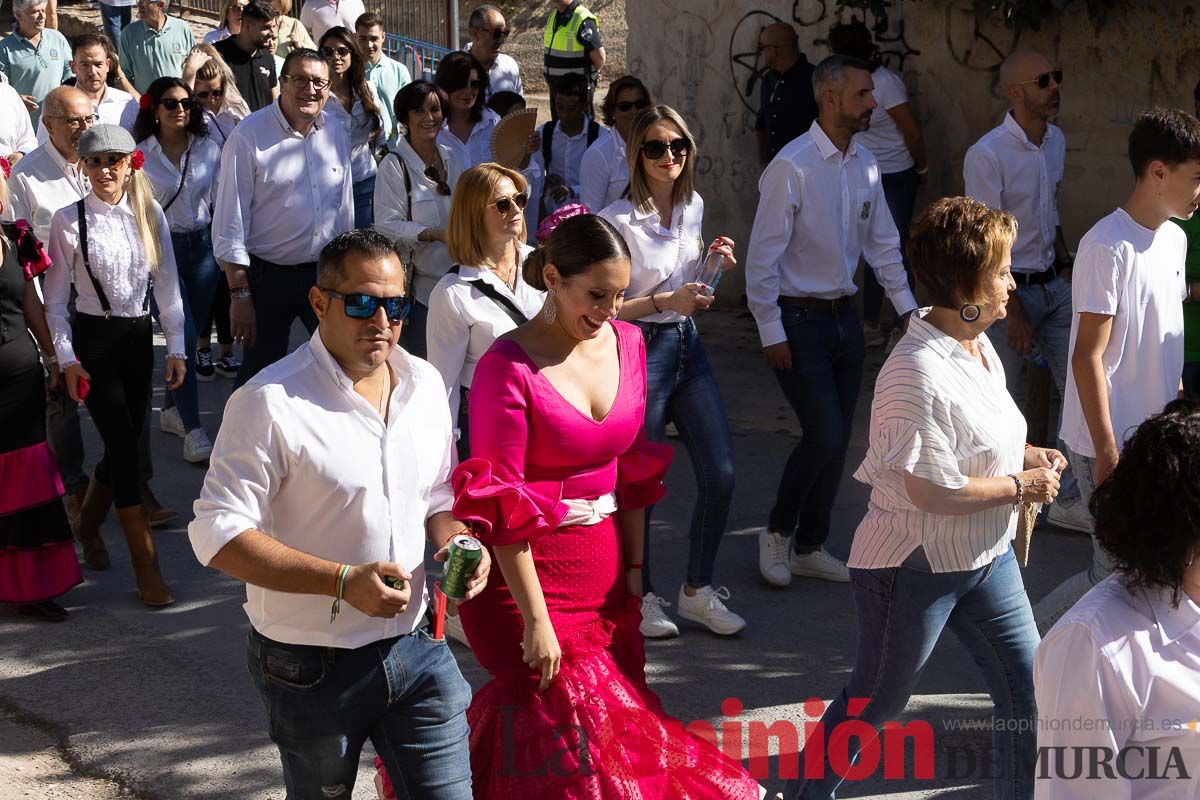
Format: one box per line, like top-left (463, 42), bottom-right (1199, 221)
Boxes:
top-left (640, 586), bottom-right (747, 638)
top-left (759, 531), bottom-right (850, 585)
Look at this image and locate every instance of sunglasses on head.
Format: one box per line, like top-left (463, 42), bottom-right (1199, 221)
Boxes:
top-left (488, 193), bottom-right (528, 214)
top-left (159, 97), bottom-right (194, 110)
top-left (194, 89), bottom-right (224, 101)
top-left (615, 98), bottom-right (650, 113)
top-left (82, 154), bottom-right (127, 169)
top-left (641, 138), bottom-right (689, 160)
top-left (322, 289), bottom-right (413, 322)
top-left (322, 45), bottom-right (352, 58)
top-left (1020, 69), bottom-right (1063, 89)
top-left (424, 165), bottom-right (451, 196)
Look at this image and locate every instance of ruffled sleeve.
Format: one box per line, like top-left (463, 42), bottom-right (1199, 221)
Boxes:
top-left (615, 326), bottom-right (674, 509)
top-left (450, 343), bottom-right (567, 546)
top-left (3, 219), bottom-right (52, 280)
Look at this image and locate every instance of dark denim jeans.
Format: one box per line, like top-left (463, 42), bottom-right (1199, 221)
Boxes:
top-left (247, 626), bottom-right (473, 800)
top-left (634, 318), bottom-right (735, 591)
top-left (160, 228), bottom-right (221, 431)
top-left (1184, 361), bottom-right (1200, 397)
top-left (402, 300), bottom-right (429, 360)
top-left (235, 259), bottom-right (319, 388)
top-left (100, 3), bottom-right (132, 54)
top-left (354, 175), bottom-right (376, 230)
top-left (862, 166), bottom-right (919, 324)
top-left (787, 547), bottom-right (1039, 800)
top-left (770, 305), bottom-right (865, 551)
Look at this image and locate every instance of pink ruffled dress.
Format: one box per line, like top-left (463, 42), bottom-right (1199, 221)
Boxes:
top-left (452, 321), bottom-right (760, 799)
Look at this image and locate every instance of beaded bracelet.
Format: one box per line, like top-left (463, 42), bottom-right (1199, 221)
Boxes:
top-left (1009, 474), bottom-right (1024, 506)
top-left (329, 563), bottom-right (350, 623)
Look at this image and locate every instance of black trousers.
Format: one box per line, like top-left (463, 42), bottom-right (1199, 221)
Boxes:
top-left (72, 313), bottom-right (152, 509)
top-left (234, 257), bottom-right (318, 388)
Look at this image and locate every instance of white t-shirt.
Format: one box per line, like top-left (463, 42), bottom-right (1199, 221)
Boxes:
top-left (1061, 208), bottom-right (1187, 458)
top-left (854, 67), bottom-right (913, 174)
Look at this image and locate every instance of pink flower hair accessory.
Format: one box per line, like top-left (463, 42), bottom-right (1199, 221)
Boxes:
top-left (536, 202), bottom-right (591, 244)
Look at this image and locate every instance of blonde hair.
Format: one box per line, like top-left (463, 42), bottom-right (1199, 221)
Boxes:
top-left (221, 0), bottom-right (245, 28)
top-left (626, 105), bottom-right (697, 216)
top-left (195, 44), bottom-right (252, 120)
top-left (272, 0), bottom-right (292, 14)
top-left (125, 167), bottom-right (164, 273)
top-left (446, 163), bottom-right (528, 266)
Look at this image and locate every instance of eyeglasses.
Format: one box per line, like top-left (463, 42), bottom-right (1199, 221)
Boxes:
top-left (82, 154), bottom-right (127, 169)
top-left (194, 89), bottom-right (224, 101)
top-left (641, 138), bottom-right (690, 160)
top-left (282, 75), bottom-right (331, 91)
top-left (159, 97), bottom-right (194, 110)
top-left (321, 289), bottom-right (413, 322)
top-left (321, 46), bottom-right (352, 59)
top-left (482, 26), bottom-right (509, 42)
top-left (615, 98), bottom-right (650, 113)
top-left (424, 165), bottom-right (451, 196)
top-left (488, 193), bottom-right (528, 214)
top-left (1019, 69), bottom-right (1063, 89)
top-left (47, 113), bottom-right (98, 129)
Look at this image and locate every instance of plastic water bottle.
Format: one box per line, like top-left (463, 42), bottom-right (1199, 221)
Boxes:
top-left (695, 249), bottom-right (723, 296)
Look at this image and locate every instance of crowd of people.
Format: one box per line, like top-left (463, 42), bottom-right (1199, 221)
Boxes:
top-left (0, 1), bottom-right (1198, 798)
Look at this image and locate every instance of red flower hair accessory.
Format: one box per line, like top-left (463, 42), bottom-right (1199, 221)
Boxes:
top-left (0, 156), bottom-right (10, 180)
top-left (131, 150), bottom-right (145, 171)
top-left (139, 92), bottom-right (154, 111)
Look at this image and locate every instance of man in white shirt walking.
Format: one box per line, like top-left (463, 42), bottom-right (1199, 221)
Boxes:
top-left (190, 229), bottom-right (487, 799)
top-left (1034, 107), bottom-right (1200, 633)
top-left (747, 55), bottom-right (917, 587)
top-left (34, 34), bottom-right (137, 146)
top-left (213, 48), bottom-right (354, 387)
top-left (467, 4), bottom-right (522, 99)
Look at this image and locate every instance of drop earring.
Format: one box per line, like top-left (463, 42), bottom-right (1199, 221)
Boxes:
top-left (959, 304), bottom-right (981, 323)
top-left (542, 289), bottom-right (557, 324)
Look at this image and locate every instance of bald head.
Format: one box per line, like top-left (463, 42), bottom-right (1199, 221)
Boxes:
top-left (999, 50), bottom-right (1061, 121)
top-left (759, 22), bottom-right (800, 72)
top-left (42, 87), bottom-right (94, 162)
top-left (1000, 50), bottom-right (1052, 92)
top-left (42, 86), bottom-right (89, 120)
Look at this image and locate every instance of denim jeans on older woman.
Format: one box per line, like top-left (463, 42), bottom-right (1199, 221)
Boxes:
top-left (785, 546), bottom-right (1039, 800)
top-left (159, 228), bottom-right (221, 431)
top-left (634, 318), bottom-right (735, 591)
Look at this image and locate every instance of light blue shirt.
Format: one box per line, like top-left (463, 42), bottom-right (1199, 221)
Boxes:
top-left (365, 55), bottom-right (411, 150)
top-left (0, 29), bottom-right (73, 126)
top-left (120, 16), bottom-right (195, 93)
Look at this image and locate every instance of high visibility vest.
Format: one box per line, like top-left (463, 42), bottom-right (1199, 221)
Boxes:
top-left (543, 5), bottom-right (597, 82)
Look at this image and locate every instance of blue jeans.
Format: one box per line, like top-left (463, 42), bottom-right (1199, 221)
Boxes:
top-left (99, 3), bottom-right (132, 54)
top-left (354, 175), bottom-right (376, 229)
top-left (1184, 361), bottom-right (1200, 397)
top-left (161, 229), bottom-right (221, 431)
top-left (786, 547), bottom-right (1039, 800)
top-left (235, 259), bottom-right (319, 387)
top-left (770, 305), bottom-right (866, 551)
top-left (247, 626), bottom-right (473, 799)
top-left (862, 167), bottom-right (919, 324)
top-left (635, 319), bottom-right (735, 591)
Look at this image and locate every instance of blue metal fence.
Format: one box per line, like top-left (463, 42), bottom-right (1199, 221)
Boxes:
top-left (386, 33), bottom-right (452, 83)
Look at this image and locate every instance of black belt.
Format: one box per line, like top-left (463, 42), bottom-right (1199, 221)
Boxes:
top-left (778, 294), bottom-right (856, 312)
top-left (1013, 266), bottom-right (1057, 287)
top-left (249, 254), bottom-right (318, 272)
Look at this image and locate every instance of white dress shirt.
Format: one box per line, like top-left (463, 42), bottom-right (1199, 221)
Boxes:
top-left (35, 86), bottom-right (138, 146)
top-left (963, 112), bottom-right (1065, 273)
top-left (746, 121), bottom-right (917, 348)
top-left (437, 107), bottom-right (501, 170)
top-left (189, 329), bottom-right (456, 648)
top-left (1034, 574), bottom-right (1200, 799)
top-left (4, 140), bottom-right (88, 242)
top-left (325, 88), bottom-right (381, 183)
top-left (44, 193), bottom-right (187, 365)
top-left (599, 193), bottom-right (705, 325)
top-left (300, 0), bottom-right (367, 42)
top-left (529, 116), bottom-right (594, 197)
top-left (485, 52), bottom-right (522, 97)
top-left (373, 137), bottom-right (463, 305)
top-left (849, 312), bottom-right (1027, 573)
top-left (212, 100), bottom-right (354, 267)
top-left (203, 107), bottom-right (242, 147)
top-left (0, 80), bottom-right (36, 156)
top-left (426, 243), bottom-right (543, 423)
top-left (139, 132), bottom-right (222, 234)
top-left (579, 127), bottom-right (624, 214)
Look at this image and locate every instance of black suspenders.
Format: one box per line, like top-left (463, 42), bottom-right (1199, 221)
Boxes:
top-left (76, 199), bottom-right (150, 318)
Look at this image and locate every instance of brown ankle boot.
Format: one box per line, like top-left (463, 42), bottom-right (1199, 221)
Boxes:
top-left (140, 484), bottom-right (177, 528)
top-left (116, 506), bottom-right (174, 607)
top-left (74, 477), bottom-right (112, 570)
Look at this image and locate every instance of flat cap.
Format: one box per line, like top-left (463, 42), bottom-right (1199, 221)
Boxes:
top-left (77, 124), bottom-right (137, 158)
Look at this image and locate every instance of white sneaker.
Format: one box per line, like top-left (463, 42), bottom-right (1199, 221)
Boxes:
top-left (639, 592), bottom-right (679, 639)
top-left (159, 406), bottom-right (186, 438)
top-left (1047, 499), bottom-right (1092, 534)
top-left (758, 530), bottom-right (792, 587)
top-left (182, 428), bottom-right (213, 463)
top-left (677, 585), bottom-right (746, 636)
top-left (444, 613), bottom-right (470, 646)
top-left (665, 421), bottom-right (681, 438)
top-left (789, 548), bottom-right (850, 582)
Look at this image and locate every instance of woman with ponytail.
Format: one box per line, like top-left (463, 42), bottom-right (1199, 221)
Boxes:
top-left (44, 125), bottom-right (187, 608)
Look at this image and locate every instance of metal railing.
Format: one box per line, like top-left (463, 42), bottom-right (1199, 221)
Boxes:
top-left (386, 34), bottom-right (451, 83)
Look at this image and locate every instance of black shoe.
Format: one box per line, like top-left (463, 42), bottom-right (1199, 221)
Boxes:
top-left (196, 348), bottom-right (215, 382)
top-left (214, 352), bottom-right (240, 378)
top-left (18, 600), bottom-right (68, 622)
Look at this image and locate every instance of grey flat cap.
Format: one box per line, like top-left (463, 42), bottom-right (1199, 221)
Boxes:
top-left (78, 124), bottom-right (137, 158)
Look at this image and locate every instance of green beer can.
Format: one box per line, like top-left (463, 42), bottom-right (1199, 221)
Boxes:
top-left (440, 534), bottom-right (482, 600)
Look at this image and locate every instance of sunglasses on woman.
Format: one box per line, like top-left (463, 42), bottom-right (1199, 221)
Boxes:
top-left (194, 89), bottom-right (224, 101)
top-left (82, 154), bottom-right (127, 169)
top-left (159, 97), bottom-right (194, 111)
top-left (615, 98), bottom-right (650, 113)
top-left (488, 193), bottom-right (528, 214)
top-left (641, 138), bottom-right (689, 160)
top-left (1019, 69), bottom-right (1063, 89)
top-left (322, 289), bottom-right (413, 322)
top-left (322, 46), bottom-right (352, 59)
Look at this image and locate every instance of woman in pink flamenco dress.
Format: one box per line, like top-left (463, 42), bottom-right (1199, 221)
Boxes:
top-left (451, 214), bottom-right (763, 799)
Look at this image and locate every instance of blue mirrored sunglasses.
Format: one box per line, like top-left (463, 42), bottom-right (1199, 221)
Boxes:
top-left (322, 289), bottom-right (413, 322)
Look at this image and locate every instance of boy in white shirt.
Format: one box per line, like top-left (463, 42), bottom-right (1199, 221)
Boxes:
top-left (1034, 107), bottom-right (1200, 632)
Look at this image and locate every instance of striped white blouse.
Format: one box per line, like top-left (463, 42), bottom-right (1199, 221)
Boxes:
top-left (848, 311), bottom-right (1027, 573)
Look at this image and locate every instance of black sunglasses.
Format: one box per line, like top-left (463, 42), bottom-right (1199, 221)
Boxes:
top-left (485, 26), bottom-right (509, 41)
top-left (160, 97), bottom-right (195, 110)
top-left (641, 138), bottom-right (689, 160)
top-left (424, 165), bottom-right (451, 196)
top-left (322, 45), bottom-right (352, 58)
top-left (615, 98), bottom-right (650, 113)
top-left (1020, 69), bottom-right (1063, 89)
top-left (322, 289), bottom-right (413, 322)
top-left (488, 193), bottom-right (528, 214)
top-left (82, 154), bottom-right (127, 169)
top-left (194, 89), bottom-right (224, 101)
